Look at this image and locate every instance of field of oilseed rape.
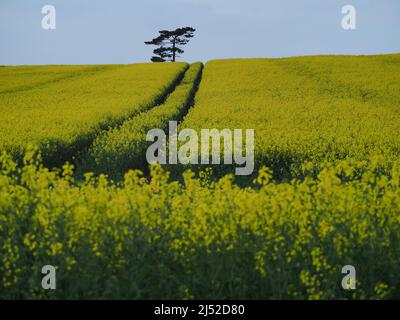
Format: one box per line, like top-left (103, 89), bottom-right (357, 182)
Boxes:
top-left (1, 54), bottom-right (400, 299)
top-left (85, 62), bottom-right (203, 179)
top-left (0, 62), bottom-right (187, 165)
top-left (181, 54), bottom-right (400, 180)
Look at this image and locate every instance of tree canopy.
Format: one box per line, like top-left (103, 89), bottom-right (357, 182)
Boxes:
top-left (145, 27), bottom-right (196, 62)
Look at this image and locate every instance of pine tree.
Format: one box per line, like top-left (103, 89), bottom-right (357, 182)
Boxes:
top-left (145, 27), bottom-right (196, 62)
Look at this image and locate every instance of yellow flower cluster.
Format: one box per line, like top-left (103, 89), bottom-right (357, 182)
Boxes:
top-left (1, 149), bottom-right (400, 299)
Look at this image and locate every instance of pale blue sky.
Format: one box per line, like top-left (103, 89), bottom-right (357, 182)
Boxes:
top-left (0, 0), bottom-right (399, 65)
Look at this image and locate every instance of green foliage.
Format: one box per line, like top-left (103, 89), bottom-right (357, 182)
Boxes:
top-left (1, 149), bottom-right (400, 299)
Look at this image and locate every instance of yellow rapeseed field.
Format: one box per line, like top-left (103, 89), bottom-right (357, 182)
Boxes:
top-left (1, 55), bottom-right (400, 299)
top-left (85, 63), bottom-right (202, 178)
top-left (1, 149), bottom-right (399, 299)
top-left (181, 55), bottom-right (400, 179)
top-left (0, 63), bottom-right (187, 164)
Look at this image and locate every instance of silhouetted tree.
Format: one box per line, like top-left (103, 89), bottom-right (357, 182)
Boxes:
top-left (145, 27), bottom-right (196, 62)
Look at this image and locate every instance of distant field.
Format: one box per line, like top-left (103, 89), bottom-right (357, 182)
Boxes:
top-left (181, 55), bottom-right (400, 179)
top-left (0, 65), bottom-right (105, 94)
top-left (0, 62), bottom-right (187, 163)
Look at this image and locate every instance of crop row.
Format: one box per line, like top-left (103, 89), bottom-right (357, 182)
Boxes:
top-left (85, 62), bottom-right (203, 179)
top-left (0, 63), bottom-right (188, 165)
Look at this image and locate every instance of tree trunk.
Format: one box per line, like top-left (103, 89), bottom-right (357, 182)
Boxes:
top-left (172, 38), bottom-right (176, 62)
